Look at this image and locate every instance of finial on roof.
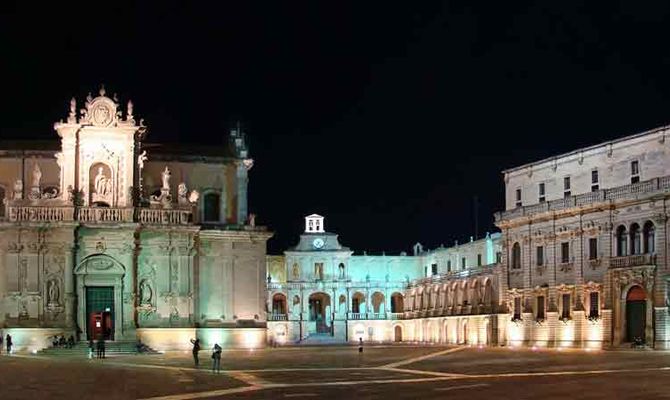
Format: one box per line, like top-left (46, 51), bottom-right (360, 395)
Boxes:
top-left (99, 84), bottom-right (106, 97)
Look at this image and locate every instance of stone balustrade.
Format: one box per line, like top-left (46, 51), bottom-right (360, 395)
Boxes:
top-left (5, 205), bottom-right (193, 225)
top-left (609, 253), bottom-right (656, 269)
top-left (136, 208), bottom-right (192, 225)
top-left (8, 206), bottom-right (74, 222)
top-left (77, 207), bottom-right (133, 223)
top-left (496, 175), bottom-right (670, 222)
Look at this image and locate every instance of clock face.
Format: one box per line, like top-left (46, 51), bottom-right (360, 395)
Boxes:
top-left (313, 238), bottom-right (325, 249)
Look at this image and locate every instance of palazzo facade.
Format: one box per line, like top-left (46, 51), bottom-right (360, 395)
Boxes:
top-left (0, 87), bottom-right (271, 352)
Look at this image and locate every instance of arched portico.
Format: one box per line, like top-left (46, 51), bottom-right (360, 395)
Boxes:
top-left (75, 254), bottom-right (126, 341)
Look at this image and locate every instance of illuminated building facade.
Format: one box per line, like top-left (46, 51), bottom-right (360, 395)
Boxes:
top-left (0, 88), bottom-right (271, 352)
top-left (496, 125), bottom-right (669, 349)
top-left (266, 214), bottom-right (503, 345)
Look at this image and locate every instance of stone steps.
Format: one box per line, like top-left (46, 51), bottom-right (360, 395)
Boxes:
top-left (37, 341), bottom-right (158, 356)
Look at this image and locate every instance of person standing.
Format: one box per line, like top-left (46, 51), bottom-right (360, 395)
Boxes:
top-left (211, 343), bottom-right (222, 373)
top-left (97, 337), bottom-right (106, 359)
top-left (190, 338), bottom-right (201, 367)
top-left (358, 337), bottom-right (363, 354)
top-left (88, 339), bottom-right (94, 359)
top-left (0, 334), bottom-right (3, 354)
top-left (6, 334), bottom-right (12, 354)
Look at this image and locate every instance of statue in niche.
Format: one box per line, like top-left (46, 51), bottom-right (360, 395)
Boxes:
top-left (47, 279), bottom-right (60, 305)
top-left (248, 213), bottom-right (256, 227)
top-left (139, 279), bottom-right (153, 305)
top-left (188, 190), bottom-right (199, 204)
top-left (292, 263), bottom-right (300, 280)
top-left (338, 263), bottom-right (345, 279)
top-left (94, 167), bottom-right (109, 196)
top-left (161, 166), bottom-right (171, 190)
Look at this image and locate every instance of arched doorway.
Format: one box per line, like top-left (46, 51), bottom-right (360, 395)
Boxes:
top-left (394, 325), bottom-right (402, 342)
top-left (308, 292), bottom-right (331, 333)
top-left (626, 286), bottom-right (646, 343)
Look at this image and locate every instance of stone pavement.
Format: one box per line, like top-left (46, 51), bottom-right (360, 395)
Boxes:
top-left (2, 345), bottom-right (670, 399)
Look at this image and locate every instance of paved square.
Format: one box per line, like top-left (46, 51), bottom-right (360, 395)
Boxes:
top-left (2, 346), bottom-right (670, 399)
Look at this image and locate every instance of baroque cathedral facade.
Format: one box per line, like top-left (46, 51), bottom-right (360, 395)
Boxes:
top-left (0, 87), bottom-right (270, 352)
top-left (0, 88), bottom-right (668, 351)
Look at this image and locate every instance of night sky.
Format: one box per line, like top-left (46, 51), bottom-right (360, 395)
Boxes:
top-left (1, 2), bottom-right (670, 254)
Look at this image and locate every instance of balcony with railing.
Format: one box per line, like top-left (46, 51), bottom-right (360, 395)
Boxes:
top-left (267, 313), bottom-right (288, 321)
top-left (496, 175), bottom-right (670, 222)
top-left (6, 204), bottom-right (193, 225)
top-left (410, 263), bottom-right (498, 287)
top-left (609, 253), bottom-right (656, 269)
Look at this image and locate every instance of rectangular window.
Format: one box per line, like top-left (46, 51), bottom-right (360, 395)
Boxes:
top-left (561, 242), bottom-right (570, 263)
top-left (431, 263), bottom-right (438, 276)
top-left (631, 160), bottom-right (640, 184)
top-left (589, 292), bottom-right (599, 318)
top-left (591, 184), bottom-right (599, 192)
top-left (477, 254), bottom-right (482, 266)
top-left (513, 297), bottom-right (521, 320)
top-left (538, 183), bottom-right (545, 203)
top-left (536, 246), bottom-right (544, 266)
top-left (589, 238), bottom-right (598, 260)
top-left (447, 260), bottom-right (451, 272)
top-left (496, 252), bottom-right (502, 263)
top-left (537, 296), bottom-right (545, 320)
top-left (515, 188), bottom-right (522, 207)
top-left (564, 176), bottom-right (571, 190)
top-left (591, 170), bottom-right (599, 184)
top-left (461, 257), bottom-right (466, 270)
top-left (561, 293), bottom-right (571, 319)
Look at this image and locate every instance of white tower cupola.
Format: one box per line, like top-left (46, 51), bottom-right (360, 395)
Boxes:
top-left (305, 214), bottom-right (325, 233)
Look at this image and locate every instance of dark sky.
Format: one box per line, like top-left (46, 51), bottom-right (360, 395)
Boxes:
top-left (1, 2), bottom-right (670, 254)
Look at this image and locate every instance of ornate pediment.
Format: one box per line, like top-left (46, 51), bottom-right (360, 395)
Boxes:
top-left (75, 254), bottom-right (125, 275)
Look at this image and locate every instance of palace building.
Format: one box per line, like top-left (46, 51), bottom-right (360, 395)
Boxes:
top-left (0, 87), bottom-right (271, 352)
top-left (1, 88), bottom-right (668, 351)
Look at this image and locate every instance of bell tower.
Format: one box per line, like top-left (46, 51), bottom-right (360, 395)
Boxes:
top-left (54, 86), bottom-right (146, 207)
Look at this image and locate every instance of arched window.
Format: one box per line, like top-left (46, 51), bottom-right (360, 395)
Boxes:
top-left (616, 225), bottom-right (628, 257)
top-left (203, 192), bottom-right (221, 222)
top-left (630, 223), bottom-right (641, 255)
top-left (643, 221), bottom-right (655, 254)
top-left (511, 242), bottom-right (521, 269)
top-left (272, 293), bottom-right (287, 315)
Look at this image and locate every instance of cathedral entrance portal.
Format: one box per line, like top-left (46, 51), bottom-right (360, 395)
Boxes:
top-left (86, 287), bottom-right (114, 340)
top-left (626, 286), bottom-right (647, 343)
top-left (75, 254), bottom-right (127, 342)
